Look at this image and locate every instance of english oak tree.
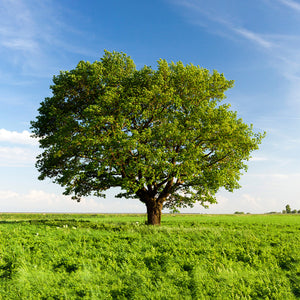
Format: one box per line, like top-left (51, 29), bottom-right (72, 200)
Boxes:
top-left (31, 51), bottom-right (265, 225)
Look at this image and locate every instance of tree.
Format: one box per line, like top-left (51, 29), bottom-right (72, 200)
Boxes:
top-left (286, 204), bottom-right (291, 214)
top-left (31, 51), bottom-right (265, 225)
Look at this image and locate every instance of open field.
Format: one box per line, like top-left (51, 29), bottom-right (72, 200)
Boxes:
top-left (0, 213), bottom-right (299, 299)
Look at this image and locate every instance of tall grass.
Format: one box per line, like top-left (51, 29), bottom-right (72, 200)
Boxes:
top-left (0, 214), bottom-right (299, 299)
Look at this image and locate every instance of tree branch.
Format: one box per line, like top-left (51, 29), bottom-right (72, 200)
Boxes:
top-left (207, 152), bottom-right (231, 167)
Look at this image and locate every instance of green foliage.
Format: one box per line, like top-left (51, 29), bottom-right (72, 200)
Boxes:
top-left (0, 214), bottom-right (299, 299)
top-left (284, 205), bottom-right (300, 214)
top-left (31, 51), bottom-right (265, 218)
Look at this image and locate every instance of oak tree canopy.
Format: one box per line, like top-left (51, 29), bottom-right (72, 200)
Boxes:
top-left (31, 51), bottom-right (265, 225)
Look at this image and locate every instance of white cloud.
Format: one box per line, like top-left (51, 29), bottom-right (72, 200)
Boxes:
top-left (0, 189), bottom-right (145, 213)
top-left (0, 129), bottom-right (38, 145)
top-left (249, 156), bottom-right (268, 162)
top-left (0, 189), bottom-right (82, 212)
top-left (0, 190), bottom-right (19, 199)
top-left (177, 170), bottom-right (300, 214)
top-left (0, 146), bottom-right (38, 167)
top-left (239, 194), bottom-right (264, 210)
top-left (248, 172), bottom-right (300, 180)
top-left (0, 129), bottom-right (40, 167)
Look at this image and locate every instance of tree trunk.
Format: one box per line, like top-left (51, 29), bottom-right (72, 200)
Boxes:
top-left (146, 200), bottom-right (163, 225)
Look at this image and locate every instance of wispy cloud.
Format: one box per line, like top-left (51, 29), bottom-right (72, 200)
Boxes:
top-left (169, 0), bottom-right (273, 49)
top-left (2, 38), bottom-right (38, 52)
top-left (233, 28), bottom-right (273, 49)
top-left (0, 1), bottom-right (40, 58)
top-left (169, 0), bottom-right (300, 114)
top-left (278, 0), bottom-right (300, 11)
top-left (0, 0), bottom-right (94, 78)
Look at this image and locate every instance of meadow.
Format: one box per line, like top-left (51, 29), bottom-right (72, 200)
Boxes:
top-left (0, 213), bottom-right (299, 299)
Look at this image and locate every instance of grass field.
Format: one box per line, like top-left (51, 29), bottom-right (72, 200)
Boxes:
top-left (0, 213), bottom-right (299, 299)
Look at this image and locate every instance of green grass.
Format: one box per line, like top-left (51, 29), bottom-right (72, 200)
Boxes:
top-left (0, 213), bottom-right (299, 299)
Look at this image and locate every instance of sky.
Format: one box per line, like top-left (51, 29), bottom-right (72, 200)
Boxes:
top-left (1, 0), bottom-right (300, 214)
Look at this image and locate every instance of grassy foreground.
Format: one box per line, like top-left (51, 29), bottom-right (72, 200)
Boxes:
top-left (0, 213), bottom-right (299, 299)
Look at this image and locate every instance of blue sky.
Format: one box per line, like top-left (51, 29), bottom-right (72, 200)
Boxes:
top-left (1, 0), bottom-right (300, 213)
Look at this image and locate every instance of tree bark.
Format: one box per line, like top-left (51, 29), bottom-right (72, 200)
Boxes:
top-left (146, 200), bottom-right (163, 225)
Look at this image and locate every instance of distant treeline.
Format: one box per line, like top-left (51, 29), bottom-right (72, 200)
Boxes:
top-left (282, 204), bottom-right (300, 214)
top-left (234, 204), bottom-right (300, 215)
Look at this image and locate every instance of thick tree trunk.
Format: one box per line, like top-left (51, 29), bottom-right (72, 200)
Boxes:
top-left (146, 200), bottom-right (163, 225)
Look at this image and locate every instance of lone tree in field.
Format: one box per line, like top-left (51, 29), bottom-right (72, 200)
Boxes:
top-left (31, 51), bottom-right (265, 225)
top-left (285, 204), bottom-right (291, 214)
